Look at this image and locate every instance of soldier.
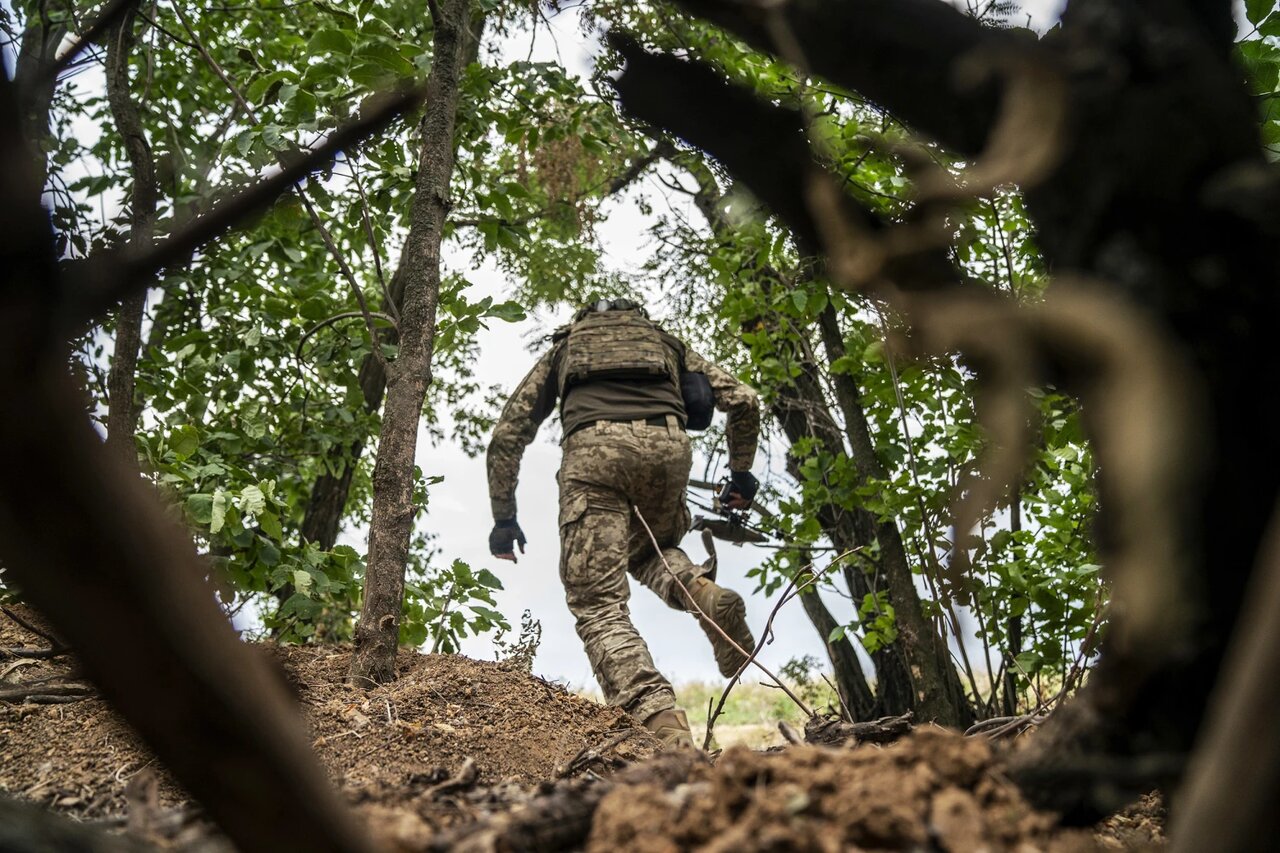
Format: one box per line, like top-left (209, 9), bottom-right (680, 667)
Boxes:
top-left (486, 297), bottom-right (761, 749)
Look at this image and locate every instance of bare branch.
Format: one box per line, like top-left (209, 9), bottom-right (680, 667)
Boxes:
top-left (632, 505), bottom-right (814, 718)
top-left (60, 85), bottom-right (425, 327)
top-left (671, 0), bottom-right (1008, 155)
top-left (40, 0), bottom-right (141, 86)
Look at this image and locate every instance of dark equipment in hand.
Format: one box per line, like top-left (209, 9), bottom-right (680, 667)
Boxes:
top-left (720, 470), bottom-right (759, 506)
top-left (489, 518), bottom-right (527, 557)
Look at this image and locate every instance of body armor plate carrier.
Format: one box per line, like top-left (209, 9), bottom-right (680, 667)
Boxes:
top-left (556, 310), bottom-right (681, 395)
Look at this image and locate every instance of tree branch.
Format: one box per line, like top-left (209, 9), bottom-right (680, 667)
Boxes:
top-left (671, 0), bottom-right (1008, 155)
top-left (103, 3), bottom-right (156, 464)
top-left (60, 84), bottom-right (425, 328)
top-left (612, 38), bottom-right (962, 292)
top-left (39, 0), bottom-right (141, 86)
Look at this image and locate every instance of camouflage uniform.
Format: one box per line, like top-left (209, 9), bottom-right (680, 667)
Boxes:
top-left (488, 325), bottom-right (759, 723)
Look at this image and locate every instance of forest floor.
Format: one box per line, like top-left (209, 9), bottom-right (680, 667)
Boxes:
top-left (0, 605), bottom-right (1164, 851)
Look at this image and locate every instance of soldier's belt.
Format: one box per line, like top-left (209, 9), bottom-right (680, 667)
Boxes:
top-left (566, 415), bottom-right (675, 438)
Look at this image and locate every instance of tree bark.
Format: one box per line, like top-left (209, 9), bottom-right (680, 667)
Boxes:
top-left (103, 7), bottom-right (157, 467)
top-left (12, 0), bottom-right (72, 186)
top-left (815, 305), bottom-right (972, 726)
top-left (678, 156), bottom-right (968, 726)
top-left (349, 0), bottom-right (481, 684)
top-left (615, 0), bottom-right (1280, 820)
top-left (797, 584), bottom-right (876, 720)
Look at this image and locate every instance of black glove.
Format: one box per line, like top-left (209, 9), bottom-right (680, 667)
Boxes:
top-left (489, 518), bottom-right (527, 561)
top-left (720, 470), bottom-right (760, 507)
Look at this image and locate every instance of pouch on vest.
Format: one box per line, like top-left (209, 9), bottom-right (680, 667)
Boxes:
top-left (681, 371), bottom-right (714, 431)
top-left (557, 311), bottom-right (679, 392)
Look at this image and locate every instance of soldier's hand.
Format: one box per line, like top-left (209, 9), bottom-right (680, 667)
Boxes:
top-left (489, 518), bottom-right (527, 562)
top-left (721, 470), bottom-right (759, 509)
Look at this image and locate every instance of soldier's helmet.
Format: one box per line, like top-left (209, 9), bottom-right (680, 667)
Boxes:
top-left (573, 295), bottom-right (648, 321)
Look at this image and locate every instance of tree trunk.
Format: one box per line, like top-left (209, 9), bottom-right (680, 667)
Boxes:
top-left (0, 89), bottom-right (375, 853)
top-left (103, 7), bottom-right (156, 467)
top-left (797, 584), bottom-right (876, 720)
top-left (615, 0), bottom-right (1280, 821)
top-left (678, 157), bottom-right (968, 726)
top-left (815, 306), bottom-right (972, 727)
top-left (349, 0), bottom-right (481, 684)
top-left (12, 0), bottom-right (71, 186)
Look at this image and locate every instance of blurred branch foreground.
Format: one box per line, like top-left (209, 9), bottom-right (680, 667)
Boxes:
top-left (0, 0), bottom-right (1278, 850)
top-left (611, 0), bottom-right (1280, 844)
top-left (0, 21), bottom-right (425, 847)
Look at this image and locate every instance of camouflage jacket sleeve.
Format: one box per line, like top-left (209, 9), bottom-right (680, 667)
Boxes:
top-left (487, 346), bottom-right (559, 520)
top-left (684, 347), bottom-right (760, 472)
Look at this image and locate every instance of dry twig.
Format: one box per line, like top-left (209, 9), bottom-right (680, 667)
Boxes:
top-left (632, 506), bottom-right (814, 721)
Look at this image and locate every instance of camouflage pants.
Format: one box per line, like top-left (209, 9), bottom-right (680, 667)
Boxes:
top-left (558, 417), bottom-right (709, 722)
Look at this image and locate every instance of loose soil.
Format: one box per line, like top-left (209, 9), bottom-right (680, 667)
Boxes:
top-left (0, 606), bottom-right (1164, 850)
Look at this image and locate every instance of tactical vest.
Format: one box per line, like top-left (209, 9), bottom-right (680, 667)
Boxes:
top-left (554, 310), bottom-right (682, 396)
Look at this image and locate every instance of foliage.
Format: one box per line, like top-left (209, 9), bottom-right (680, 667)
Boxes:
top-left (1240, 0), bottom-right (1280, 157)
top-left (576, 3), bottom-right (1105, 714)
top-left (493, 608), bottom-right (543, 672)
top-left (20, 0), bottom-right (1247, 716)
top-left (10, 0), bottom-right (649, 645)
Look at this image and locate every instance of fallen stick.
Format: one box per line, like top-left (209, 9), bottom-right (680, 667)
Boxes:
top-left (556, 730), bottom-right (642, 779)
top-left (804, 712), bottom-right (914, 747)
top-left (426, 757), bottom-right (479, 799)
top-left (0, 681), bottom-right (94, 703)
top-left (0, 646), bottom-right (69, 660)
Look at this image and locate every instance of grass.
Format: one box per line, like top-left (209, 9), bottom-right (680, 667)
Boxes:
top-left (576, 674), bottom-right (841, 749)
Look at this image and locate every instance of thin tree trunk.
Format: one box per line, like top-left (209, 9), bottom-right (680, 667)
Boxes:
top-left (103, 7), bottom-right (156, 466)
top-left (1003, 480), bottom-right (1023, 716)
top-left (815, 306), bottom-right (973, 727)
top-left (349, 0), bottom-right (480, 684)
top-left (677, 156), bottom-right (966, 723)
top-left (12, 0), bottom-right (71, 186)
top-left (797, 584), bottom-right (876, 720)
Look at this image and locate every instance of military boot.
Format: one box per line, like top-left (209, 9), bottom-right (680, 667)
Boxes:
top-left (643, 708), bottom-right (695, 750)
top-left (690, 577), bottom-right (755, 678)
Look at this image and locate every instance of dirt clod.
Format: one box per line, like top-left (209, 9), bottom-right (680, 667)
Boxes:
top-left (588, 730), bottom-right (1109, 853)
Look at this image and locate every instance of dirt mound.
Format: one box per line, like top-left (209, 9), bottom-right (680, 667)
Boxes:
top-left (588, 729), bottom-right (1116, 853)
top-left (0, 605), bottom-right (660, 832)
top-left (0, 606), bottom-right (1163, 850)
top-left (275, 644), bottom-right (660, 798)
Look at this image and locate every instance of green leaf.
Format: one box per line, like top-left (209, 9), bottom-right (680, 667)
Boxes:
top-left (186, 493), bottom-right (213, 525)
top-left (476, 568), bottom-right (504, 590)
top-left (169, 424), bottom-right (200, 461)
top-left (486, 300), bottom-right (526, 323)
top-left (246, 71), bottom-right (290, 104)
top-left (210, 489), bottom-right (229, 534)
top-left (791, 290), bottom-right (807, 313)
top-left (239, 484), bottom-right (267, 518)
top-left (292, 568), bottom-right (314, 596)
top-left (357, 41), bottom-right (415, 76)
top-left (827, 624), bottom-right (846, 643)
top-left (308, 28), bottom-right (353, 56)
top-left (259, 510), bottom-right (283, 541)
top-left (1014, 650), bottom-right (1043, 674)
